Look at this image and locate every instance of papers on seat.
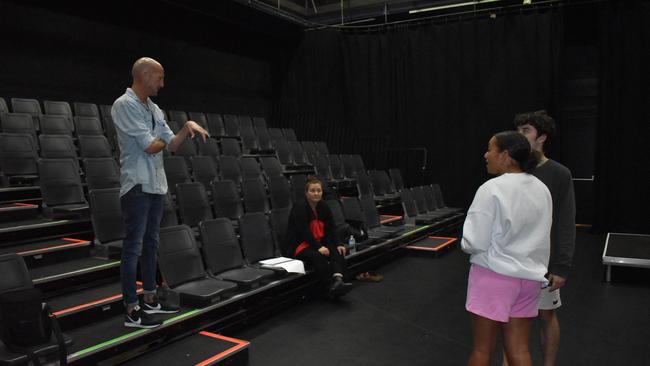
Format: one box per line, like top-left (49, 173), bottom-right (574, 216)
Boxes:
top-left (258, 257), bottom-right (305, 274)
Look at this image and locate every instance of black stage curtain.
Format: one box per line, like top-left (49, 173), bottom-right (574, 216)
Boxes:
top-left (595, 1), bottom-right (650, 233)
top-left (276, 7), bottom-right (563, 207)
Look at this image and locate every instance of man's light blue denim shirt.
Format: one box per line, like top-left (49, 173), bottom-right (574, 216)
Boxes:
top-left (111, 88), bottom-right (175, 197)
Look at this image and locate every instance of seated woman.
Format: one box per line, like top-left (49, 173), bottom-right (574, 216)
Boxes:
top-left (461, 131), bottom-right (552, 366)
top-left (284, 177), bottom-right (352, 297)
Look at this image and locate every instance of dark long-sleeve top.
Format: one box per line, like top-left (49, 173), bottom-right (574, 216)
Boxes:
top-left (283, 199), bottom-right (338, 258)
top-left (531, 159), bottom-right (576, 278)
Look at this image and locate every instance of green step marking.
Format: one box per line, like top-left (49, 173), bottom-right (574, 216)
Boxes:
top-left (69, 308), bottom-right (201, 359)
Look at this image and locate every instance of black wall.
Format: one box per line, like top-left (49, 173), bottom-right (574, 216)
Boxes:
top-left (0, 1), bottom-right (293, 115)
top-left (276, 7), bottom-right (564, 210)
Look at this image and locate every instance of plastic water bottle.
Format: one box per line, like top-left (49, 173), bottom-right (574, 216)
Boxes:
top-left (348, 235), bottom-right (356, 254)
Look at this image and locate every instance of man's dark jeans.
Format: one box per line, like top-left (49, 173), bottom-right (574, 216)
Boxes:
top-left (120, 185), bottom-right (164, 306)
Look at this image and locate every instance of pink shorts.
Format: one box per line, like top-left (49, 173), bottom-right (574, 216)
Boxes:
top-left (466, 264), bottom-right (542, 322)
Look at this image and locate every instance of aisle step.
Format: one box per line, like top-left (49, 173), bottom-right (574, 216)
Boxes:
top-left (406, 236), bottom-right (458, 257)
top-left (50, 281), bottom-right (143, 330)
top-left (31, 257), bottom-right (121, 295)
top-left (0, 217), bottom-right (92, 247)
top-left (122, 331), bottom-right (249, 366)
top-left (0, 202), bottom-right (39, 222)
top-left (0, 237), bottom-right (92, 267)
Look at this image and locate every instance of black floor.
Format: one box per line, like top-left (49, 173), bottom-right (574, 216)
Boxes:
top-left (232, 230), bottom-right (650, 365)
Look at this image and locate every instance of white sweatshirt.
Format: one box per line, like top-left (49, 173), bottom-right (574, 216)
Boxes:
top-left (461, 173), bottom-right (552, 282)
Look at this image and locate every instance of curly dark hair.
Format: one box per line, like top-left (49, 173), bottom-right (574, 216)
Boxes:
top-left (513, 110), bottom-right (556, 140)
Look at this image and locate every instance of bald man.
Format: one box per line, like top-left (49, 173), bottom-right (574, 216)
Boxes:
top-left (112, 57), bottom-right (209, 328)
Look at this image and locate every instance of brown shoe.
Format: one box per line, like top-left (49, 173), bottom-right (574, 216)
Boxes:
top-left (356, 271), bottom-right (383, 282)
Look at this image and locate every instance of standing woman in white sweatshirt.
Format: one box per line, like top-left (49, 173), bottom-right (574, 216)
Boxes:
top-left (462, 131), bottom-right (552, 366)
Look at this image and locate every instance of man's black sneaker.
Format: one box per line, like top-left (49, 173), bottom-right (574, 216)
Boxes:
top-left (142, 299), bottom-right (180, 314)
top-left (124, 305), bottom-right (163, 328)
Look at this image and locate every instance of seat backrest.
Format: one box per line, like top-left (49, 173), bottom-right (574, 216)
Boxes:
top-left (174, 138), bottom-right (197, 164)
top-left (356, 171), bottom-right (374, 197)
top-left (273, 139), bottom-right (293, 165)
top-left (199, 218), bottom-right (245, 274)
top-left (221, 137), bottom-right (242, 157)
top-left (432, 183), bottom-right (448, 208)
top-left (196, 137), bottom-right (220, 158)
top-left (74, 116), bottom-right (103, 136)
top-left (40, 114), bottom-right (73, 136)
top-left (359, 194), bottom-right (381, 228)
top-left (400, 188), bottom-right (419, 218)
top-left (83, 157), bottom-right (121, 190)
top-left (38, 134), bottom-right (77, 160)
top-left (176, 182), bottom-right (213, 227)
top-left (423, 185), bottom-right (438, 212)
top-left (389, 168), bottom-right (405, 190)
top-left (314, 141), bottom-right (330, 156)
top-left (252, 116), bottom-right (267, 130)
top-left (239, 212), bottom-right (275, 263)
top-left (242, 178), bottom-right (269, 214)
top-left (88, 188), bottom-right (125, 243)
top-left (238, 115), bottom-right (253, 130)
top-left (211, 180), bottom-right (243, 220)
top-left (11, 98), bottom-right (41, 117)
top-left (38, 158), bottom-right (86, 206)
top-left (301, 141), bottom-right (318, 163)
top-left (282, 128), bottom-right (297, 141)
top-left (158, 225), bottom-right (207, 287)
top-left (218, 155), bottom-right (241, 185)
top-left (206, 113), bottom-right (225, 136)
top-left (0, 113), bottom-right (38, 146)
top-left (267, 175), bottom-right (292, 210)
top-left (329, 154), bottom-right (344, 179)
top-left (168, 110), bottom-right (188, 124)
top-left (240, 124), bottom-right (259, 153)
top-left (379, 170), bottom-right (396, 194)
top-left (79, 135), bottom-right (112, 158)
top-left (188, 112), bottom-right (208, 130)
top-left (289, 174), bottom-right (307, 203)
top-left (255, 126), bottom-right (273, 151)
top-left (167, 120), bottom-right (181, 134)
top-left (240, 156), bottom-right (262, 181)
top-left (0, 254), bottom-right (34, 293)
top-left (190, 155), bottom-right (218, 190)
top-left (99, 104), bottom-right (112, 122)
top-left (352, 154), bottom-right (366, 175)
top-left (260, 156), bottom-right (283, 178)
top-left (73, 102), bottom-right (100, 118)
top-left (163, 156), bottom-right (191, 195)
top-left (268, 128), bottom-right (284, 141)
top-left (0, 133), bottom-right (38, 176)
top-left (269, 207), bottom-right (291, 256)
top-left (0, 97), bottom-right (8, 114)
top-left (368, 170), bottom-right (386, 196)
top-left (411, 186), bottom-right (430, 214)
top-left (161, 193), bottom-right (179, 227)
top-left (341, 154), bottom-right (357, 178)
top-left (43, 100), bottom-right (73, 120)
top-left (289, 141), bottom-right (307, 165)
top-left (223, 114), bottom-right (240, 137)
top-left (341, 196), bottom-right (365, 223)
top-left (325, 199), bottom-right (351, 243)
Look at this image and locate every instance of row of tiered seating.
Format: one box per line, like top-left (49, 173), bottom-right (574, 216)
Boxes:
top-left (0, 94), bottom-right (463, 365)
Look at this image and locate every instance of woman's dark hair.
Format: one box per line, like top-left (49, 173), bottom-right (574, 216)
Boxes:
top-left (493, 131), bottom-right (539, 173)
top-left (304, 176), bottom-right (323, 192)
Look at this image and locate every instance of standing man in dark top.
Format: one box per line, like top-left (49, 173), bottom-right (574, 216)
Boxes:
top-left (513, 111), bottom-right (576, 366)
top-left (112, 57), bottom-right (210, 328)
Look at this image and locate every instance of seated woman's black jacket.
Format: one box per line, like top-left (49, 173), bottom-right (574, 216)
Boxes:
top-left (283, 199), bottom-right (338, 257)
